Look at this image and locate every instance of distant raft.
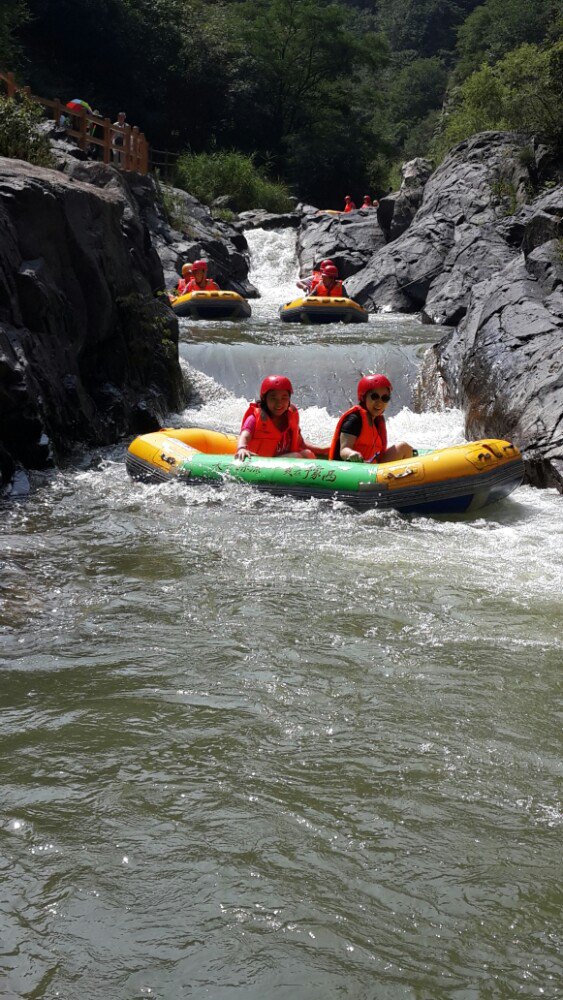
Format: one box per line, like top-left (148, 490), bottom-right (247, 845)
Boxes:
top-left (126, 427), bottom-right (524, 516)
top-left (171, 290), bottom-right (251, 320)
top-left (280, 296), bottom-right (368, 324)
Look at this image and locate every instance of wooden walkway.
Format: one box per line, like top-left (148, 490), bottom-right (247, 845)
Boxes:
top-left (0, 71), bottom-right (149, 174)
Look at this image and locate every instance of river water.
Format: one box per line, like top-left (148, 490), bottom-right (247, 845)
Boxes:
top-left (1, 229), bottom-right (561, 999)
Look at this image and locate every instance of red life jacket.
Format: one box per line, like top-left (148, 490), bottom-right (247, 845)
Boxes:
top-left (186, 278), bottom-right (220, 292)
top-left (312, 280), bottom-right (344, 298)
top-left (241, 402), bottom-right (302, 457)
top-left (328, 405), bottom-right (387, 463)
top-left (344, 202), bottom-right (356, 212)
top-left (176, 277), bottom-right (190, 295)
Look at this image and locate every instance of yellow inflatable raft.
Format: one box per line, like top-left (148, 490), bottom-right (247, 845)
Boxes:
top-left (172, 290), bottom-right (252, 320)
top-left (126, 428), bottom-right (524, 515)
top-left (280, 296), bottom-right (368, 324)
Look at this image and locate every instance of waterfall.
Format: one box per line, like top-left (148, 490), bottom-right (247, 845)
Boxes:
top-left (244, 227), bottom-right (299, 319)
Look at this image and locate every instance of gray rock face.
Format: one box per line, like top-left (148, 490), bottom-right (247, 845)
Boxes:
top-left (377, 157), bottom-right (433, 242)
top-left (63, 164), bottom-right (258, 298)
top-left (297, 207), bottom-right (386, 280)
top-left (421, 223), bottom-right (516, 326)
top-left (236, 209), bottom-right (300, 230)
top-left (348, 132), bottom-right (533, 315)
top-left (434, 242), bottom-right (563, 490)
top-left (0, 157), bottom-right (185, 476)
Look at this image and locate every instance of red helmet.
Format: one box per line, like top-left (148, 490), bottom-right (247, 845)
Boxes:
top-left (345, 195), bottom-right (352, 201)
top-left (357, 374), bottom-right (393, 403)
top-left (260, 375), bottom-right (293, 398)
top-left (363, 195), bottom-right (372, 204)
top-left (320, 258), bottom-right (334, 268)
top-left (320, 262), bottom-right (339, 277)
top-left (192, 259), bottom-right (207, 271)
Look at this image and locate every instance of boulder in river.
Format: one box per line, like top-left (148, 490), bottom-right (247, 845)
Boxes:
top-left (347, 131), bottom-right (534, 316)
top-left (236, 209), bottom-right (301, 230)
top-left (434, 239), bottom-right (563, 490)
top-left (297, 204), bottom-right (386, 281)
top-left (0, 157), bottom-right (185, 475)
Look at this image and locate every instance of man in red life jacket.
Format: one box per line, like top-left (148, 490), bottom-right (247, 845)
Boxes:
top-left (185, 259), bottom-right (220, 292)
top-left (329, 374), bottom-right (415, 464)
top-left (175, 263), bottom-right (193, 296)
top-left (235, 375), bottom-right (321, 461)
top-left (344, 195), bottom-right (356, 213)
top-left (296, 258), bottom-right (335, 293)
top-left (309, 262), bottom-right (347, 298)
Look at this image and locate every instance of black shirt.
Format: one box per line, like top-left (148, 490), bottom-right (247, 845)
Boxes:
top-left (332, 412), bottom-right (362, 460)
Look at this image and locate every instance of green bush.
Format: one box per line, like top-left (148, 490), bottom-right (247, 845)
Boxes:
top-left (432, 41), bottom-right (563, 160)
top-left (174, 150), bottom-right (293, 213)
top-left (0, 93), bottom-right (53, 166)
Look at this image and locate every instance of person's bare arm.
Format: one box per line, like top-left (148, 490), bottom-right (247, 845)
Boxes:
top-left (339, 432), bottom-right (364, 462)
top-left (235, 428), bottom-right (253, 461)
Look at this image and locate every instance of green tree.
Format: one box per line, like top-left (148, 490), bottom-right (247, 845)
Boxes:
top-left (434, 39), bottom-right (563, 158)
top-left (0, 93), bottom-right (53, 165)
top-left (0, 0), bottom-right (28, 66)
top-left (455, 0), bottom-right (558, 79)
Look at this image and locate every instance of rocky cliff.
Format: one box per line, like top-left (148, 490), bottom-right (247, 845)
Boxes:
top-left (0, 157), bottom-right (185, 491)
top-left (339, 132), bottom-right (562, 491)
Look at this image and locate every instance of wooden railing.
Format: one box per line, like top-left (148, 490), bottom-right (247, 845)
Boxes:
top-left (0, 70), bottom-right (149, 174)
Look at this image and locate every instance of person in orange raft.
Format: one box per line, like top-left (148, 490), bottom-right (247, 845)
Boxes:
top-left (344, 194), bottom-right (356, 212)
top-left (185, 259), bottom-right (220, 292)
top-left (175, 263), bottom-right (193, 296)
top-left (308, 262), bottom-right (347, 298)
top-left (235, 376), bottom-right (319, 461)
top-left (329, 374), bottom-right (415, 464)
top-left (296, 258), bottom-right (335, 293)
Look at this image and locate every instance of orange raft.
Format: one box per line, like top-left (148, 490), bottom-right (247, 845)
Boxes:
top-left (126, 428), bottom-right (524, 515)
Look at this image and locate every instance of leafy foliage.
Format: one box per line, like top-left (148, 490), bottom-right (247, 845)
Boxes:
top-left (0, 93), bottom-right (53, 166)
top-left (6, 0), bottom-right (563, 201)
top-left (175, 150), bottom-right (294, 213)
top-left (0, 0), bottom-right (28, 67)
top-left (434, 40), bottom-right (563, 158)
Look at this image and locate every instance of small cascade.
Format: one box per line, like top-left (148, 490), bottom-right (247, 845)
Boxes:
top-left (244, 227), bottom-right (299, 319)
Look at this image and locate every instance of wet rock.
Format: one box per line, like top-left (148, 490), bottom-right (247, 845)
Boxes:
top-left (434, 242), bottom-right (563, 490)
top-left (0, 157), bottom-right (185, 472)
top-left (236, 209), bottom-right (300, 230)
top-left (297, 207), bottom-right (386, 281)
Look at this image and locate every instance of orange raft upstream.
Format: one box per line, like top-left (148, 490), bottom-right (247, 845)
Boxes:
top-left (126, 428), bottom-right (524, 515)
top-left (171, 290), bottom-right (252, 320)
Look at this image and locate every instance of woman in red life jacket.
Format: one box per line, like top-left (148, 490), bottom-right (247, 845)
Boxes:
top-left (296, 258), bottom-right (335, 294)
top-left (235, 376), bottom-right (318, 461)
top-left (309, 262), bottom-right (347, 298)
top-left (329, 374), bottom-right (415, 464)
top-left (176, 263), bottom-right (193, 296)
top-left (186, 259), bottom-right (220, 292)
top-left (344, 195), bottom-right (356, 213)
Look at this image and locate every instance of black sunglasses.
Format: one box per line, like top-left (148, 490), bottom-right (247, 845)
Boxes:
top-left (367, 391), bottom-right (391, 402)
